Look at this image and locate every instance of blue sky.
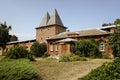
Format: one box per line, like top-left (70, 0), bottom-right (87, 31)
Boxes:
top-left (0, 0), bottom-right (120, 41)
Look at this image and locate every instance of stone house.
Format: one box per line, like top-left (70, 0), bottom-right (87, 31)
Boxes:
top-left (0, 9), bottom-right (116, 56)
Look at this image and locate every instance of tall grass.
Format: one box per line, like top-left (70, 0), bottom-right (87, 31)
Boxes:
top-left (0, 58), bottom-right (40, 80)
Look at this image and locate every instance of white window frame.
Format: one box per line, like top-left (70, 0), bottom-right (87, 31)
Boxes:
top-left (55, 44), bottom-right (58, 51)
top-left (50, 44), bottom-right (53, 51)
top-left (99, 42), bottom-right (105, 52)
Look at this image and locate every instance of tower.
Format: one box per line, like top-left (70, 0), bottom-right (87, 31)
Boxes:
top-left (36, 9), bottom-right (67, 43)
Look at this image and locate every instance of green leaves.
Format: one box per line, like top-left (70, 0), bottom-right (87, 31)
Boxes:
top-left (0, 59), bottom-right (40, 80)
top-left (71, 40), bottom-right (102, 58)
top-left (0, 22), bottom-right (11, 47)
top-left (80, 58), bottom-right (120, 80)
top-left (59, 53), bottom-right (87, 62)
top-left (109, 26), bottom-right (120, 57)
top-left (30, 41), bottom-right (47, 57)
top-left (6, 45), bottom-right (35, 61)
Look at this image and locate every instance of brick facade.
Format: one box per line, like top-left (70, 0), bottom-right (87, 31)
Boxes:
top-left (0, 40), bottom-right (35, 56)
top-left (36, 25), bottom-right (66, 43)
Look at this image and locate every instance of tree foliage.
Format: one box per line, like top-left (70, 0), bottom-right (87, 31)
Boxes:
top-left (102, 18), bottom-right (120, 27)
top-left (6, 45), bottom-right (35, 61)
top-left (0, 21), bottom-right (18, 53)
top-left (114, 18), bottom-right (120, 25)
top-left (109, 25), bottom-right (120, 57)
top-left (71, 39), bottom-right (102, 58)
top-left (102, 23), bottom-right (113, 27)
top-left (0, 22), bottom-right (11, 48)
top-left (80, 58), bottom-right (120, 80)
top-left (30, 41), bottom-right (47, 57)
top-left (9, 35), bottom-right (18, 41)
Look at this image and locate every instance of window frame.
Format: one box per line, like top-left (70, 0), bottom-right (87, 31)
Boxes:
top-left (99, 42), bottom-right (105, 52)
top-left (50, 44), bottom-right (53, 51)
top-left (55, 44), bottom-right (58, 51)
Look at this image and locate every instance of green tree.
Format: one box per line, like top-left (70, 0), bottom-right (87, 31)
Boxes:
top-left (9, 35), bottom-right (18, 41)
top-left (114, 18), bottom-right (120, 25)
top-left (109, 25), bottom-right (120, 57)
top-left (71, 40), bottom-right (101, 58)
top-left (102, 23), bottom-right (113, 27)
top-left (30, 41), bottom-right (47, 57)
top-left (0, 22), bottom-right (11, 54)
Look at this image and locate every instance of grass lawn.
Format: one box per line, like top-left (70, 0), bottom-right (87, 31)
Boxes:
top-left (32, 58), bottom-right (112, 80)
top-left (0, 56), bottom-right (4, 60)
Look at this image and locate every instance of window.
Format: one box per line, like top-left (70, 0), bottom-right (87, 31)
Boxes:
top-left (50, 44), bottom-right (53, 51)
top-left (55, 44), bottom-right (58, 51)
top-left (99, 42), bottom-right (105, 52)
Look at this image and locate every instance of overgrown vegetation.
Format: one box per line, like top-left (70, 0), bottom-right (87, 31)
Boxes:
top-left (42, 52), bottom-right (50, 58)
top-left (80, 58), bottom-right (120, 80)
top-left (59, 53), bottom-right (87, 62)
top-left (71, 39), bottom-right (102, 58)
top-left (6, 45), bottom-right (35, 61)
top-left (109, 25), bottom-right (120, 57)
top-left (0, 22), bottom-right (18, 55)
top-left (0, 58), bottom-right (40, 80)
top-left (30, 41), bottom-right (47, 57)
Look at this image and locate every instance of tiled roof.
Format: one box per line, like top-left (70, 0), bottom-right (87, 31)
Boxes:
top-left (47, 9), bottom-right (64, 26)
top-left (7, 39), bottom-right (36, 44)
top-left (36, 9), bottom-right (64, 29)
top-left (47, 29), bottom-right (109, 40)
top-left (39, 12), bottom-right (50, 27)
top-left (100, 25), bottom-right (116, 30)
top-left (57, 38), bottom-right (76, 43)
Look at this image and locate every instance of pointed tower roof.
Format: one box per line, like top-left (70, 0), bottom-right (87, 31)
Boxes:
top-left (47, 9), bottom-right (64, 26)
top-left (39, 12), bottom-right (50, 27)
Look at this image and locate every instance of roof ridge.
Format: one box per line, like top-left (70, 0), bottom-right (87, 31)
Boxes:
top-left (47, 9), bottom-right (64, 26)
top-left (39, 11), bottom-right (50, 27)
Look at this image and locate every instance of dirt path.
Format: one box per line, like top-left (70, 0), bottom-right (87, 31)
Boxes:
top-left (33, 59), bottom-right (112, 80)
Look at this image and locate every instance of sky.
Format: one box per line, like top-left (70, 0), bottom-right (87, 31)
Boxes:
top-left (0, 0), bottom-right (120, 41)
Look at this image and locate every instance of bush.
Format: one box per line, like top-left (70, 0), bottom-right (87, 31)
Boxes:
top-left (59, 53), bottom-right (87, 62)
top-left (103, 53), bottom-right (112, 59)
top-left (80, 58), bottom-right (120, 80)
top-left (27, 53), bottom-right (35, 61)
top-left (42, 52), bottom-right (50, 58)
top-left (0, 59), bottom-right (40, 80)
top-left (71, 40), bottom-right (102, 58)
top-left (6, 45), bottom-right (35, 61)
top-left (30, 41), bottom-right (47, 57)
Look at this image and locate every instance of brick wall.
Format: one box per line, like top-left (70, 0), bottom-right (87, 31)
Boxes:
top-left (36, 25), bottom-right (66, 43)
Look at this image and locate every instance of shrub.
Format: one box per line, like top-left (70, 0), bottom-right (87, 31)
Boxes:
top-left (80, 58), bottom-right (120, 80)
top-left (59, 53), bottom-right (87, 62)
top-left (6, 45), bottom-right (35, 61)
top-left (30, 41), bottom-right (47, 57)
top-left (108, 25), bottom-right (120, 57)
top-left (42, 52), bottom-right (50, 58)
top-left (71, 40), bottom-right (102, 58)
top-left (0, 59), bottom-right (40, 80)
top-left (27, 53), bottom-right (35, 61)
top-left (103, 53), bottom-right (112, 59)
